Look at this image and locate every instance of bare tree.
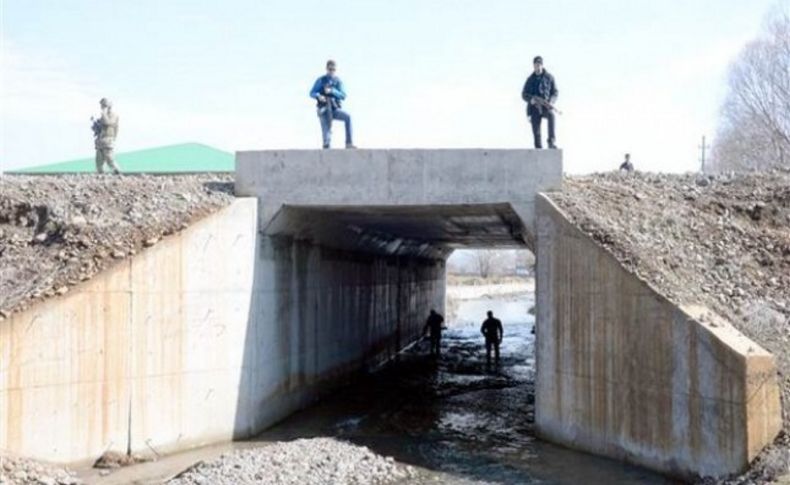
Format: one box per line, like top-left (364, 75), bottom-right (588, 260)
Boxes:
top-left (710, 5), bottom-right (790, 172)
top-left (474, 250), bottom-right (505, 278)
top-left (515, 250), bottom-right (536, 275)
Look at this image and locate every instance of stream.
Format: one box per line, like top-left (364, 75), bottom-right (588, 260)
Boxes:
top-left (254, 288), bottom-right (675, 484)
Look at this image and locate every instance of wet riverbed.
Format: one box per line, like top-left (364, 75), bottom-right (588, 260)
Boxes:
top-left (255, 290), bottom-right (675, 484)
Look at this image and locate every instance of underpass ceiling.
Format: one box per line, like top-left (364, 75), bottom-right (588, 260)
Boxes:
top-left (263, 204), bottom-right (529, 259)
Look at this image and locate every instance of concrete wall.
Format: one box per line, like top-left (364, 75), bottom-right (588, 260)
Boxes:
top-left (535, 194), bottom-right (783, 479)
top-left (234, 229), bottom-right (445, 436)
top-left (0, 199), bottom-right (444, 464)
top-left (235, 149), bottom-right (562, 245)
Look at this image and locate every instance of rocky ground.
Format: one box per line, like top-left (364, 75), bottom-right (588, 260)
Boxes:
top-left (552, 170), bottom-right (790, 484)
top-left (0, 174), bottom-right (234, 319)
top-left (167, 438), bottom-right (415, 485)
top-left (0, 455), bottom-right (81, 485)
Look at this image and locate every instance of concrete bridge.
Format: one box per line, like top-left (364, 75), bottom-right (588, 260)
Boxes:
top-left (0, 150), bottom-right (781, 480)
top-left (233, 149), bottom-right (781, 479)
top-left (236, 149), bottom-right (559, 253)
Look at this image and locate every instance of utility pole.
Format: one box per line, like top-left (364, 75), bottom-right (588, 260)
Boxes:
top-left (698, 135), bottom-right (710, 173)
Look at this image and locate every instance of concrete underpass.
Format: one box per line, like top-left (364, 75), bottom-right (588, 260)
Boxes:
top-left (0, 149), bottom-right (782, 481)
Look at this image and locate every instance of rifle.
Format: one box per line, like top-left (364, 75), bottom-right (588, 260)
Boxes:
top-left (530, 96), bottom-right (562, 115)
top-left (90, 116), bottom-right (103, 138)
top-left (318, 84), bottom-right (336, 119)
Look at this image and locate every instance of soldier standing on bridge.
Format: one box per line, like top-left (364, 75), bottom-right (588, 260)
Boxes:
top-left (93, 98), bottom-right (121, 174)
top-left (423, 309), bottom-right (445, 357)
top-left (309, 59), bottom-right (356, 149)
top-left (481, 311), bottom-right (504, 366)
top-left (521, 56), bottom-right (559, 149)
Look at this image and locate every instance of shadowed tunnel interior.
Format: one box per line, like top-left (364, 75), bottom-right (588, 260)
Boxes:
top-left (263, 203), bottom-right (534, 257)
top-left (231, 201), bottom-right (536, 441)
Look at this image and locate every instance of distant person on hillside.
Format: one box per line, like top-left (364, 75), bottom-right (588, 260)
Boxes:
top-left (619, 153), bottom-right (634, 172)
top-left (481, 311), bottom-right (504, 366)
top-left (309, 59), bottom-right (356, 149)
top-left (93, 98), bottom-right (121, 174)
top-left (422, 309), bottom-right (445, 357)
top-left (522, 56), bottom-right (559, 149)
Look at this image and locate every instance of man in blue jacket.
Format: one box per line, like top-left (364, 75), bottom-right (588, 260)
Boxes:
top-left (310, 59), bottom-right (356, 149)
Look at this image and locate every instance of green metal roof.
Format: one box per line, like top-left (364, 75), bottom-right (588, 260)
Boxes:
top-left (11, 143), bottom-right (234, 174)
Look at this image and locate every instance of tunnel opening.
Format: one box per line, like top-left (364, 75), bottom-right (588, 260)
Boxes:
top-left (443, 247), bottom-right (538, 418)
top-left (241, 203), bottom-right (668, 483)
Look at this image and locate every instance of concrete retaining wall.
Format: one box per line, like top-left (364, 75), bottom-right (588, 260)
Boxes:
top-left (0, 199), bottom-right (444, 463)
top-left (535, 194), bottom-right (782, 479)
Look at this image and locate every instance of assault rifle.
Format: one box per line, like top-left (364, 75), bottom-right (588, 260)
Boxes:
top-left (318, 84), bottom-right (337, 117)
top-left (90, 116), bottom-right (103, 138)
top-left (530, 96), bottom-right (562, 115)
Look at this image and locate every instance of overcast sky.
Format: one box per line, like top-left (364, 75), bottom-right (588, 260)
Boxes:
top-left (0, 0), bottom-right (782, 173)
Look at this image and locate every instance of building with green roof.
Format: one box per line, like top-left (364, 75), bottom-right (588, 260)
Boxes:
top-left (10, 143), bottom-right (234, 174)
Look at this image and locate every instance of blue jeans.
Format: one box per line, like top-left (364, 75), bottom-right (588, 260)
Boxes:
top-left (318, 107), bottom-right (353, 148)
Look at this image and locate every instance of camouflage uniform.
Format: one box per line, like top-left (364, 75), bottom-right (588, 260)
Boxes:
top-left (95, 101), bottom-right (121, 174)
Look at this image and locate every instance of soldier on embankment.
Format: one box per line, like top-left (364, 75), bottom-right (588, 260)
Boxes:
top-left (481, 310), bottom-right (504, 366)
top-left (309, 59), bottom-right (356, 149)
top-left (521, 56), bottom-right (559, 149)
top-left (619, 153), bottom-right (634, 172)
top-left (92, 98), bottom-right (121, 174)
top-left (422, 309), bottom-right (445, 357)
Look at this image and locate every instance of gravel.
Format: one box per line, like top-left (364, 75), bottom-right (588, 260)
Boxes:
top-left (0, 455), bottom-right (81, 485)
top-left (167, 438), bottom-right (415, 485)
top-left (551, 170), bottom-right (790, 483)
top-left (0, 174), bottom-right (234, 319)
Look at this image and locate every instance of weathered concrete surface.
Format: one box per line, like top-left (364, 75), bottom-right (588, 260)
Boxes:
top-left (0, 199), bottom-right (257, 463)
top-left (234, 233), bottom-right (444, 438)
top-left (235, 149), bottom-right (562, 248)
top-left (535, 194), bottom-right (783, 479)
top-left (0, 198), bottom-right (444, 464)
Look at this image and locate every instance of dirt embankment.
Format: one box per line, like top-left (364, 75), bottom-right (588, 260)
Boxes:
top-left (0, 174), bottom-right (234, 319)
top-left (551, 170), bottom-right (790, 483)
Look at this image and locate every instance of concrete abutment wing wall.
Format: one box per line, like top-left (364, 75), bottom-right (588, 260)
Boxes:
top-left (535, 194), bottom-right (782, 479)
top-left (0, 199), bottom-right (444, 463)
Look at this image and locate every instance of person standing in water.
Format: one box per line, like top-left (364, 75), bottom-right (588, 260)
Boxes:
top-left (423, 309), bottom-right (445, 357)
top-left (481, 310), bottom-right (504, 365)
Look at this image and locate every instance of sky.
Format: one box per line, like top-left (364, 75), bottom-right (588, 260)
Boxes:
top-left (0, 0), bottom-right (783, 173)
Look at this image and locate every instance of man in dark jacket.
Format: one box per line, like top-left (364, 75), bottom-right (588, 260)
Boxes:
top-left (423, 309), bottom-right (445, 357)
top-left (480, 311), bottom-right (504, 365)
top-left (619, 153), bottom-right (634, 172)
top-left (521, 56), bottom-right (558, 149)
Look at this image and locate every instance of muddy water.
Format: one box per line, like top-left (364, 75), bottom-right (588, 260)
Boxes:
top-left (257, 290), bottom-right (675, 484)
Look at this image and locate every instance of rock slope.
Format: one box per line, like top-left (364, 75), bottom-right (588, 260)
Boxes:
top-left (0, 174), bottom-right (234, 319)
